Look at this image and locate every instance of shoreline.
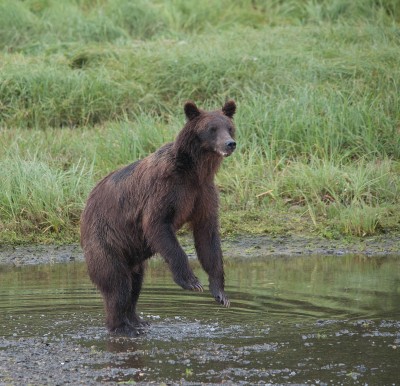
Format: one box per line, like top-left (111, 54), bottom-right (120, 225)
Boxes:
top-left (1, 234), bottom-right (399, 267)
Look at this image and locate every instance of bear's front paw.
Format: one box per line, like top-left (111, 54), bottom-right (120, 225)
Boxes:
top-left (175, 274), bottom-right (204, 292)
top-left (209, 283), bottom-right (230, 307)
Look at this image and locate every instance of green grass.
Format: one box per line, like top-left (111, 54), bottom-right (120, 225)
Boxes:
top-left (0, 0), bottom-right (400, 243)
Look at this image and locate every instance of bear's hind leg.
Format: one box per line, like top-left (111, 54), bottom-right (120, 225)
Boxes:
top-left (94, 261), bottom-right (139, 336)
top-left (102, 278), bottom-right (138, 336)
top-left (84, 248), bottom-right (133, 335)
top-left (127, 262), bottom-right (149, 329)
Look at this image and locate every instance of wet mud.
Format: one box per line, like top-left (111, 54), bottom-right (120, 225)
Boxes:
top-left (1, 233), bottom-right (399, 266)
top-left (0, 237), bottom-right (399, 385)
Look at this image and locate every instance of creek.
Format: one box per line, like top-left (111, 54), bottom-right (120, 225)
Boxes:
top-left (1, 254), bottom-right (399, 384)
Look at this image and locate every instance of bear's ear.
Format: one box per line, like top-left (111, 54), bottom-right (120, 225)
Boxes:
top-left (184, 101), bottom-right (201, 121)
top-left (222, 99), bottom-right (236, 118)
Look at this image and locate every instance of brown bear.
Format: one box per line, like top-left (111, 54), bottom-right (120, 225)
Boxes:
top-left (80, 100), bottom-right (237, 335)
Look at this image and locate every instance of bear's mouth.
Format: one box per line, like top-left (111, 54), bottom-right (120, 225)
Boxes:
top-left (214, 141), bottom-right (236, 157)
top-left (216, 150), bottom-right (232, 157)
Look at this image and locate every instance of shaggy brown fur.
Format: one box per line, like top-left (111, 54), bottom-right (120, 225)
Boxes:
top-left (80, 100), bottom-right (237, 335)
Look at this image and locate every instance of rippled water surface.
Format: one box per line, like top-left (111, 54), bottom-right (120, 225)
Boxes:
top-left (1, 255), bottom-right (399, 384)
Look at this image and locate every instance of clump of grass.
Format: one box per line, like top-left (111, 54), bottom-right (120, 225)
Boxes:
top-left (0, 152), bottom-right (94, 241)
top-left (274, 158), bottom-right (398, 207)
top-left (0, 1), bottom-right (38, 50)
top-left (248, 157), bottom-right (399, 236)
top-left (329, 204), bottom-right (385, 237)
top-left (217, 154), bottom-right (400, 237)
top-left (0, 63), bottom-right (136, 128)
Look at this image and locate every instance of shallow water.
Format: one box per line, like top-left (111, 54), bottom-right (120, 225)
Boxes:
top-left (1, 255), bottom-right (399, 384)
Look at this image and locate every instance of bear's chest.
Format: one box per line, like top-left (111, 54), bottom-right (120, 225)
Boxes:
top-left (172, 188), bottom-right (197, 230)
top-left (172, 183), bottom-right (213, 231)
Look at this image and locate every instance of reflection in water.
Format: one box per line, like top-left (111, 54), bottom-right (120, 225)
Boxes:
top-left (0, 254), bottom-right (399, 384)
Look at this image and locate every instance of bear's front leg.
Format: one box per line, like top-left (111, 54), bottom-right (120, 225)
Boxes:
top-left (147, 224), bottom-right (204, 292)
top-left (193, 217), bottom-right (230, 307)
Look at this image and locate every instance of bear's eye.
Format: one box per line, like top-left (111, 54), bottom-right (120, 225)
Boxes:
top-left (209, 127), bottom-right (217, 134)
top-left (228, 127), bottom-right (234, 135)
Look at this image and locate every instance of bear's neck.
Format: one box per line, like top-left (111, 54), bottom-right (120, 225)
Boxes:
top-left (193, 152), bottom-right (222, 182)
top-left (174, 137), bottom-right (222, 182)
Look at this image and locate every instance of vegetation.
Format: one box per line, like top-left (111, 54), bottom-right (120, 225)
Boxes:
top-left (1, 0), bottom-right (399, 243)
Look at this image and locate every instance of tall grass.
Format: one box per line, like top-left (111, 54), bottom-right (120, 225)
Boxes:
top-left (1, 0), bottom-right (399, 50)
top-left (0, 0), bottom-right (399, 242)
top-left (2, 27), bottom-right (399, 157)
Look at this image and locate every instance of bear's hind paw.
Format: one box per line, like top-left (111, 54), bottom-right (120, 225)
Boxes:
top-left (110, 324), bottom-right (147, 337)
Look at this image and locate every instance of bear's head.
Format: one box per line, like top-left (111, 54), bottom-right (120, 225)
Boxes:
top-left (181, 100), bottom-right (237, 158)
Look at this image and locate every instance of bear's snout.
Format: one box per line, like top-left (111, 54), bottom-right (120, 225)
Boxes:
top-left (225, 140), bottom-right (236, 151)
top-left (224, 140), bottom-right (236, 156)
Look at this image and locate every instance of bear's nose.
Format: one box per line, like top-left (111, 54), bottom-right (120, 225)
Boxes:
top-left (225, 141), bottom-right (236, 151)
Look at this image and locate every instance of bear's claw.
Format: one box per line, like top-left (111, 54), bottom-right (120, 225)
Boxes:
top-left (215, 293), bottom-right (230, 307)
top-left (110, 324), bottom-right (146, 337)
top-left (130, 317), bottom-right (150, 328)
top-left (210, 286), bottom-right (230, 308)
top-left (191, 282), bottom-right (204, 292)
top-left (176, 275), bottom-right (204, 292)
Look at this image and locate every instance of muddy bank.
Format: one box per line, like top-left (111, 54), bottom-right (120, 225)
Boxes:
top-left (0, 234), bottom-right (399, 266)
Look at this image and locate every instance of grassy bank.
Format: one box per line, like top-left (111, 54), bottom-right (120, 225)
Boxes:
top-left (1, 0), bottom-right (400, 244)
